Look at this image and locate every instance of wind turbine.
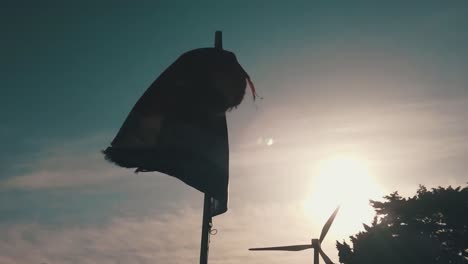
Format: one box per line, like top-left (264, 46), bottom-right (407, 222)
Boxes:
top-left (249, 206), bottom-right (340, 264)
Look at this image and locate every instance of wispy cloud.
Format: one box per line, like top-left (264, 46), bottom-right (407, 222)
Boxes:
top-left (0, 133), bottom-right (130, 190)
top-left (0, 204), bottom-right (341, 264)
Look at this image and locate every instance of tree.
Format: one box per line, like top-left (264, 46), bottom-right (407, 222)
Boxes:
top-left (337, 185), bottom-right (468, 264)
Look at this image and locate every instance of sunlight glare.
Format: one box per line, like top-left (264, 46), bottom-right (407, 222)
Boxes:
top-left (302, 154), bottom-right (383, 239)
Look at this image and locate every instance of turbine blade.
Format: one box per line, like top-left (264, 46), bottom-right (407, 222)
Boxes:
top-left (319, 248), bottom-right (334, 264)
top-left (319, 206), bottom-right (340, 242)
top-left (249, 244), bottom-right (313, 251)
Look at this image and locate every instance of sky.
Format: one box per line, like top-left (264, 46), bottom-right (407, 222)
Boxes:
top-left (1, 1), bottom-right (468, 263)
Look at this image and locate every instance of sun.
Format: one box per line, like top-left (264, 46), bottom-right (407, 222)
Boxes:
top-left (302, 154), bottom-right (384, 237)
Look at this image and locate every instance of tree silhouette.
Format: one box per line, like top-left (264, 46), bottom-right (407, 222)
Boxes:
top-left (337, 185), bottom-right (468, 264)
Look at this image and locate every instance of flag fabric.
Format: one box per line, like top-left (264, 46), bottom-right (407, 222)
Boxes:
top-left (103, 48), bottom-right (252, 216)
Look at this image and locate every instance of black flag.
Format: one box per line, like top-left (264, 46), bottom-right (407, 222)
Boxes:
top-left (103, 48), bottom-right (254, 216)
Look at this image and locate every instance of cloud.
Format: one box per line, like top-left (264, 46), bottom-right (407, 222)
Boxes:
top-left (0, 212), bottom-right (198, 264)
top-left (2, 96), bottom-right (467, 263)
top-left (0, 133), bottom-right (131, 190)
top-left (0, 203), bottom-right (341, 264)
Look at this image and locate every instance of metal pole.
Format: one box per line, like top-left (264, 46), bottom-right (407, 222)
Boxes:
top-left (199, 30), bottom-right (223, 264)
top-left (199, 194), bottom-right (212, 264)
top-left (314, 248), bottom-right (319, 264)
top-left (215, 31), bottom-right (223, 50)
top-left (312, 239), bottom-right (319, 264)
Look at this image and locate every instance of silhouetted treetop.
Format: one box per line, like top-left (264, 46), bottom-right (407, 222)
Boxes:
top-left (337, 184), bottom-right (467, 264)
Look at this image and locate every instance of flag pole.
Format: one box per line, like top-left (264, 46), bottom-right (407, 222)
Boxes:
top-left (199, 30), bottom-right (223, 264)
top-left (199, 194), bottom-right (212, 264)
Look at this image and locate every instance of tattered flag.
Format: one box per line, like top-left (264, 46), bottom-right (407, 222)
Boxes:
top-left (103, 48), bottom-right (254, 216)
